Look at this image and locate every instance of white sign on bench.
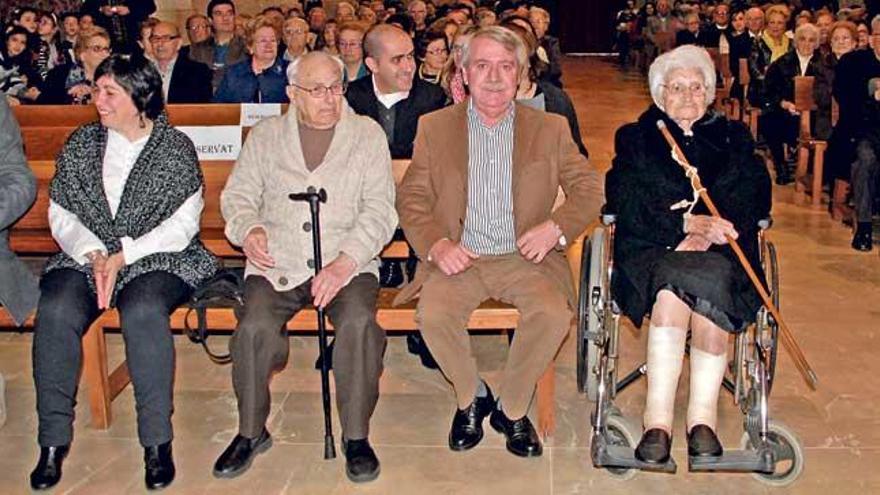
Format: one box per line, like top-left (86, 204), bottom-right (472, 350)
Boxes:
top-left (177, 125), bottom-right (242, 160)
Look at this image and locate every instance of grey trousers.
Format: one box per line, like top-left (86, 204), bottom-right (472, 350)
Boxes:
top-left (231, 274), bottom-right (385, 440)
top-left (33, 269), bottom-right (190, 447)
top-left (853, 137), bottom-right (879, 223)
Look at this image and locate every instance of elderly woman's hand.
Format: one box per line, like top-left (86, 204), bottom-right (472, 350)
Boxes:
top-left (243, 227), bottom-right (275, 270)
top-left (675, 233), bottom-right (712, 251)
top-left (684, 214), bottom-right (738, 245)
top-left (780, 100), bottom-right (800, 116)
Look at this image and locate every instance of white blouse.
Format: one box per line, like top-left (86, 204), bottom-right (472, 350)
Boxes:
top-left (48, 128), bottom-right (203, 266)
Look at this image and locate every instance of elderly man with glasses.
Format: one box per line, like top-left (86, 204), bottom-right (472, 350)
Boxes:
top-left (149, 21), bottom-right (213, 103)
top-left (216, 50), bottom-right (397, 483)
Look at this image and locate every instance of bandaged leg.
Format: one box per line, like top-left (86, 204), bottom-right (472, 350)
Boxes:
top-left (686, 315), bottom-right (729, 431)
top-left (643, 324), bottom-right (687, 432)
top-left (686, 348), bottom-right (727, 431)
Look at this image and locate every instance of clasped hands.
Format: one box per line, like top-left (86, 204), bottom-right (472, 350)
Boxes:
top-left (428, 220), bottom-right (562, 276)
top-left (676, 214), bottom-right (738, 251)
top-left (243, 227), bottom-right (356, 308)
top-left (87, 250), bottom-right (125, 309)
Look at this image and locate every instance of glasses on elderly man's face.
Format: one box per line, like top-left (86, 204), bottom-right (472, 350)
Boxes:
top-left (291, 82), bottom-right (347, 97)
top-left (663, 81), bottom-right (706, 96)
top-left (150, 34), bottom-right (180, 44)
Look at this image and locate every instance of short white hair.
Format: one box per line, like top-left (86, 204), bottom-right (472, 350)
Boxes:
top-left (648, 44), bottom-right (717, 110)
top-left (795, 22), bottom-right (820, 40)
top-left (286, 51), bottom-right (344, 84)
top-left (872, 14), bottom-right (880, 34)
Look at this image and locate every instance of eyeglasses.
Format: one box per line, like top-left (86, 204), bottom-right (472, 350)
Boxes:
top-left (663, 82), bottom-right (706, 96)
top-left (284, 28), bottom-right (306, 36)
top-left (188, 24), bottom-right (209, 31)
top-left (338, 40), bottom-right (362, 48)
top-left (85, 45), bottom-right (111, 53)
top-left (291, 82), bottom-right (346, 97)
top-left (149, 35), bottom-right (179, 43)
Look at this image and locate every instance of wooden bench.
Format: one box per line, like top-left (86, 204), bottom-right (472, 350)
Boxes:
top-left (5, 104), bottom-right (589, 436)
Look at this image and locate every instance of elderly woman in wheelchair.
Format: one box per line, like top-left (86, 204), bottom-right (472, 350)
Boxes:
top-left (605, 45), bottom-right (773, 466)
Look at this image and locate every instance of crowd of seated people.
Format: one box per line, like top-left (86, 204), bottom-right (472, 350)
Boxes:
top-left (2, 0), bottom-right (563, 107)
top-left (615, 0), bottom-right (880, 252)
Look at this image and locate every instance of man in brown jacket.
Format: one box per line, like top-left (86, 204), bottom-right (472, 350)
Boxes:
top-left (395, 26), bottom-right (604, 458)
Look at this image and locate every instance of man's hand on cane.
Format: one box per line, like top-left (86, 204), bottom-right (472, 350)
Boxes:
top-left (311, 254), bottom-right (357, 308)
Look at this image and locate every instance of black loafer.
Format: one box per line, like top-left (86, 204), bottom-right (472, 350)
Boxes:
top-left (852, 223), bottom-right (873, 252)
top-left (635, 428), bottom-right (671, 464)
top-left (489, 409), bottom-right (542, 457)
top-left (448, 385), bottom-right (496, 451)
top-left (29, 445), bottom-right (70, 490)
top-left (144, 441), bottom-right (175, 490)
top-left (342, 438), bottom-right (380, 483)
top-left (687, 424), bottom-right (723, 457)
top-left (213, 429), bottom-right (273, 478)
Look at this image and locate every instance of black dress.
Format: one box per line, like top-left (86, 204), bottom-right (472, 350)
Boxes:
top-left (606, 105), bottom-right (772, 332)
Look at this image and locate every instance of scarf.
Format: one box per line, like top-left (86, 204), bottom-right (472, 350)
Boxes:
top-left (762, 31), bottom-right (790, 63)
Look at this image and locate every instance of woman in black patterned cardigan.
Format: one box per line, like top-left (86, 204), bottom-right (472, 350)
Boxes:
top-left (29, 54), bottom-right (218, 492)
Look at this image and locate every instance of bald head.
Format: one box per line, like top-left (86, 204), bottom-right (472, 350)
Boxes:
top-left (364, 23), bottom-right (410, 58)
top-left (287, 50), bottom-right (344, 85)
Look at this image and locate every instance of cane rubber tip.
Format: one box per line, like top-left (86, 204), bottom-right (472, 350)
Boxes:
top-left (656, 120), bottom-right (667, 130)
top-left (324, 436), bottom-right (336, 459)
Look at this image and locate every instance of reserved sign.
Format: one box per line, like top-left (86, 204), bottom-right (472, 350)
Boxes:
top-left (240, 103), bottom-right (282, 127)
top-left (178, 125), bottom-right (242, 160)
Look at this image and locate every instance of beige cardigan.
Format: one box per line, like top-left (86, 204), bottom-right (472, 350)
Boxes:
top-left (221, 103), bottom-right (398, 291)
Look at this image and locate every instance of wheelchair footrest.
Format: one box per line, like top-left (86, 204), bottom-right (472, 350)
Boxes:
top-left (591, 434), bottom-right (678, 473)
top-left (688, 448), bottom-right (774, 473)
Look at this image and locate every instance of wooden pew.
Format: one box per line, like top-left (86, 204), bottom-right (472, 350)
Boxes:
top-left (739, 58), bottom-right (761, 140)
top-left (792, 76), bottom-right (827, 208)
top-left (6, 104), bottom-right (584, 436)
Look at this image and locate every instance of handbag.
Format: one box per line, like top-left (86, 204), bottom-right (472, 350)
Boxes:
top-left (183, 267), bottom-right (245, 364)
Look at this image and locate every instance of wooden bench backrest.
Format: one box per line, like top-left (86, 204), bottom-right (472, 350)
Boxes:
top-left (12, 104), bottom-right (287, 161)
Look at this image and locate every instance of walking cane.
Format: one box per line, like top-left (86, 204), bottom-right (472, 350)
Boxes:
top-left (656, 120), bottom-right (819, 390)
top-left (289, 186), bottom-right (337, 459)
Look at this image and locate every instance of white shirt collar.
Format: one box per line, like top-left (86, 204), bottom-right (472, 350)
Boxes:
top-left (372, 75), bottom-right (410, 109)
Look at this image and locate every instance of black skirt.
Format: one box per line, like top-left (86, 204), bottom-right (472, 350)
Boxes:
top-left (649, 251), bottom-right (759, 333)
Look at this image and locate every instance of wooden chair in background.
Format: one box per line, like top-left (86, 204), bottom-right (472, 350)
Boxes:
top-left (793, 76), bottom-right (827, 208)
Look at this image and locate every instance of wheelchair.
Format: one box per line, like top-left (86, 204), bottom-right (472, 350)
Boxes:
top-left (576, 214), bottom-right (805, 486)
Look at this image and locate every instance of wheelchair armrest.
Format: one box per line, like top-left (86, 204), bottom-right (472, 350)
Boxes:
top-left (758, 217), bottom-right (773, 230)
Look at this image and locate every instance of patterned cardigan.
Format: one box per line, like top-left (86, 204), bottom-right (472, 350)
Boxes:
top-left (45, 113), bottom-right (219, 299)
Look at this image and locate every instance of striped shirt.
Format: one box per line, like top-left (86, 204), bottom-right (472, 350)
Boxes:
top-left (460, 101), bottom-right (517, 255)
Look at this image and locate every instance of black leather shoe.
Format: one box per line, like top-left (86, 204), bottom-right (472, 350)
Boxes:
top-left (213, 429), bottom-right (273, 478)
top-left (687, 424), bottom-right (723, 457)
top-left (406, 333), bottom-right (439, 370)
top-left (449, 385), bottom-right (496, 451)
top-left (144, 441), bottom-right (175, 490)
top-left (852, 223), bottom-right (873, 252)
top-left (29, 445), bottom-right (70, 490)
top-left (489, 409), bottom-right (542, 457)
top-left (342, 438), bottom-right (380, 483)
top-left (635, 428), bottom-right (671, 464)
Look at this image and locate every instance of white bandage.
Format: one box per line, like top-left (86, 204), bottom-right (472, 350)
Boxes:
top-left (643, 325), bottom-right (687, 431)
top-left (686, 347), bottom-right (728, 431)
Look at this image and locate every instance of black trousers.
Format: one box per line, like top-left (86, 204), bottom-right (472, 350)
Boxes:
top-left (231, 274), bottom-right (385, 440)
top-left (853, 135), bottom-right (880, 223)
top-left (33, 269), bottom-right (191, 447)
top-left (760, 111), bottom-right (799, 172)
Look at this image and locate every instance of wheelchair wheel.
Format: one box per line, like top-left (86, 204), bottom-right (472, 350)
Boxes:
top-left (740, 420), bottom-right (804, 487)
top-left (764, 240), bottom-right (780, 394)
top-left (577, 227), bottom-right (606, 401)
top-left (602, 414), bottom-right (639, 480)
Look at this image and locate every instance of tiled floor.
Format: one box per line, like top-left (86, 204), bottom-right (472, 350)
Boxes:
top-left (1, 58), bottom-right (879, 494)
